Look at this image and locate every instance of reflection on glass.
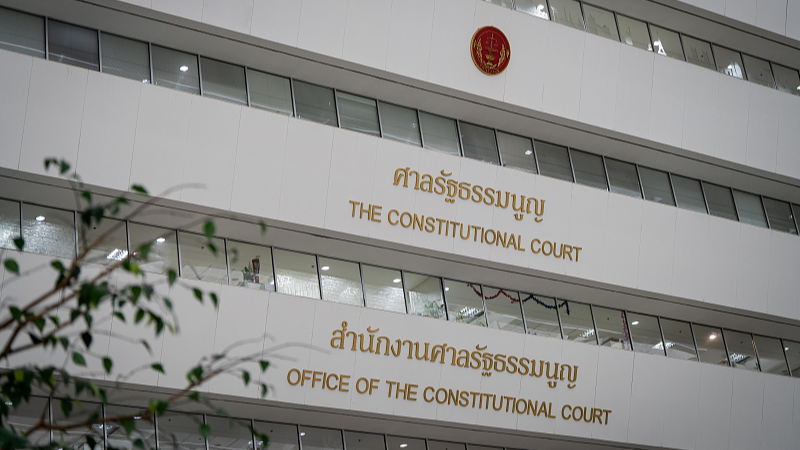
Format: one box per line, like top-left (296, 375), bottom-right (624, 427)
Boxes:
top-left (606, 159), bottom-right (641, 198)
top-left (100, 33), bottom-right (150, 82)
top-left (343, 431), bottom-right (384, 450)
top-left (682, 35), bottom-right (715, 70)
top-left (419, 112), bottom-right (460, 155)
top-left (514, 0), bottom-right (549, 20)
top-left (48, 20), bottom-right (99, 71)
top-left (336, 92), bottom-right (380, 136)
top-left (672, 174), bottom-right (707, 213)
top-left (785, 339), bottom-right (800, 378)
top-left (444, 280), bottom-right (485, 326)
top-left (583, 4), bottom-right (619, 41)
top-left (593, 306), bottom-right (630, 350)
top-left (713, 45), bottom-right (744, 79)
top-left (22, 204), bottom-right (75, 259)
top-left (772, 63), bottom-right (800, 96)
top-left (483, 287), bottom-right (524, 333)
top-left (247, 69), bottom-right (293, 115)
top-left (0, 199), bottom-right (20, 250)
top-left (52, 400), bottom-right (103, 449)
top-left (405, 273), bottom-right (445, 319)
top-left (627, 312), bottom-right (665, 355)
top-left (497, 131), bottom-right (536, 173)
top-left (106, 405), bottom-right (156, 450)
top-left (742, 54), bottom-right (775, 88)
top-left (535, 141), bottom-right (573, 182)
top-left (732, 190), bottom-right (767, 228)
top-left (273, 249), bottom-right (320, 299)
top-left (724, 330), bottom-right (759, 371)
top-left (319, 257), bottom-right (364, 307)
top-left (617, 15), bottom-right (651, 51)
top-left (702, 182), bottom-right (738, 221)
top-left (559, 301), bottom-right (596, 344)
top-left (459, 122), bottom-right (499, 165)
top-left (386, 436), bottom-right (425, 450)
top-left (200, 57), bottom-right (247, 105)
top-left (693, 324), bottom-right (729, 366)
top-left (79, 217), bottom-right (128, 266)
top-left (253, 421), bottom-right (299, 450)
top-left (570, 150), bottom-right (607, 190)
top-left (207, 415), bottom-right (253, 450)
top-left (521, 295), bottom-right (562, 339)
top-left (299, 426), bottom-right (343, 450)
top-left (7, 397), bottom-right (49, 447)
top-left (660, 318), bottom-right (697, 360)
top-left (649, 25), bottom-right (683, 60)
top-left (293, 81), bottom-right (337, 126)
top-left (362, 264), bottom-right (405, 313)
top-left (549, 0), bottom-right (584, 31)
top-left (158, 411), bottom-right (206, 450)
top-left (179, 231), bottom-right (227, 284)
top-left (762, 197), bottom-right (797, 234)
top-left (129, 223), bottom-right (178, 275)
top-left (379, 102), bottom-right (421, 146)
top-left (0, 7), bottom-right (45, 58)
top-left (753, 335), bottom-right (789, 376)
top-left (639, 166), bottom-right (675, 206)
top-left (228, 241), bottom-right (274, 290)
top-left (151, 45), bottom-right (199, 94)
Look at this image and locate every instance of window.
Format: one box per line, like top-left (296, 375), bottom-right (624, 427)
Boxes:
top-left (762, 198), bottom-right (797, 234)
top-left (8, 397), bottom-right (49, 447)
top-left (404, 273), bottom-right (445, 319)
top-left (419, 112), bottom-right (460, 156)
top-left (592, 306), bottom-right (631, 350)
top-left (319, 257), bottom-right (364, 307)
top-left (22, 204), bottom-right (75, 259)
top-left (627, 312), bottom-right (665, 356)
top-left (336, 92), bottom-right (380, 136)
top-left (617, 15), bottom-right (651, 51)
top-left (681, 35), bottom-right (715, 70)
top-left (157, 411), bottom-right (206, 450)
top-left (570, 150), bottom-right (607, 190)
top-left (0, 199), bottom-right (20, 250)
top-left (0, 7), bottom-right (45, 58)
top-left (772, 63), bottom-right (800, 96)
top-left (379, 102), bottom-right (421, 146)
top-left (605, 159), bottom-right (641, 198)
top-left (386, 437), bottom-right (425, 450)
top-left (693, 324), bottom-right (728, 365)
top-left (362, 264), bottom-right (405, 313)
top-left (273, 249), bottom-right (320, 299)
top-left (753, 335), bottom-right (789, 376)
top-left (344, 432), bottom-right (385, 450)
top-left (496, 131), bottom-right (537, 173)
top-left (444, 280), bottom-right (485, 326)
top-left (549, 0), bottom-right (585, 31)
top-left (253, 421), bottom-right (299, 450)
top-left (299, 427), bottom-right (343, 450)
top-left (713, 45), bottom-right (744, 79)
top-left (151, 45), bottom-right (199, 94)
top-left (459, 122), bottom-right (499, 165)
top-left (206, 416), bottom-right (253, 450)
top-left (105, 405), bottom-right (156, 449)
top-left (742, 54), bottom-right (775, 88)
top-left (79, 217), bottom-right (128, 266)
top-left (559, 301), bottom-right (596, 344)
top-left (671, 174), bottom-right (707, 213)
top-left (521, 295), bottom-right (562, 339)
top-left (228, 241), bottom-right (274, 290)
top-left (723, 330), bottom-right (759, 371)
top-left (732, 190), bottom-right (767, 228)
top-left (649, 25), bottom-right (683, 60)
top-left (292, 81), bottom-right (337, 126)
top-left (639, 166), bottom-right (675, 206)
top-left (583, 4), bottom-right (618, 41)
top-left (514, 0), bottom-right (549, 20)
top-left (200, 57), bottom-right (247, 105)
top-left (785, 340), bottom-right (800, 377)
top-left (702, 182), bottom-right (737, 221)
top-left (247, 69), bottom-right (293, 115)
top-left (660, 318), bottom-right (697, 361)
top-left (129, 223), bottom-right (178, 275)
top-left (52, 400), bottom-right (103, 449)
top-left (534, 141), bottom-right (573, 182)
top-left (179, 231), bottom-right (227, 284)
top-left (428, 441), bottom-right (465, 450)
top-left (100, 34), bottom-right (150, 83)
top-left (48, 20), bottom-right (98, 71)
top-left (483, 287), bottom-right (524, 333)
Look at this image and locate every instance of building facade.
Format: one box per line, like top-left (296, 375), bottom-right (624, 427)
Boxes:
top-left (1, 0), bottom-right (800, 449)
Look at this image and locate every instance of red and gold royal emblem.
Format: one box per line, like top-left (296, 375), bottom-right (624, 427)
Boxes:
top-left (470, 26), bottom-right (511, 75)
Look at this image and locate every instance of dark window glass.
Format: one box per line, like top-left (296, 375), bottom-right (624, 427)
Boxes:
top-left (713, 45), bottom-right (744, 79)
top-left (362, 264), bottom-right (405, 313)
top-left (228, 241), bottom-right (274, 291)
top-left (178, 231), bottom-right (227, 284)
top-left (496, 131), bottom-right (536, 173)
top-left (100, 33), bottom-right (150, 83)
top-left (693, 324), bottom-right (729, 366)
top-left (762, 198), bottom-right (797, 234)
top-left (22, 204), bottom-right (75, 259)
top-left (0, 199), bottom-right (20, 250)
top-left (379, 102), bottom-right (421, 146)
top-left (343, 432), bottom-right (383, 450)
top-left (672, 174), bottom-right (707, 213)
top-left (0, 7), bottom-right (45, 58)
top-left (772, 63), bottom-right (800, 96)
top-left (649, 25), bottom-right (683, 60)
top-left (52, 400), bottom-right (103, 449)
top-left (253, 421), bottom-right (298, 450)
top-left (105, 405), bottom-right (156, 449)
top-left (404, 273), bottom-right (445, 320)
top-left (682, 35), bottom-right (715, 70)
top-left (206, 415), bottom-right (253, 450)
top-left (293, 81), bottom-right (337, 125)
top-left (483, 287), bottom-right (524, 333)
top-left (444, 280), bottom-right (485, 326)
top-left (8, 397), bottom-right (49, 447)
top-left (583, 4), bottom-right (619, 41)
top-left (337, 92), bottom-right (380, 136)
top-left (660, 318), bottom-right (697, 361)
top-left (702, 182), bottom-right (737, 221)
top-left (606, 159), bottom-right (641, 198)
top-left (570, 150), bottom-right (607, 190)
top-left (521, 294), bottom-right (561, 339)
top-left (732, 190), bottom-right (767, 228)
top-left (200, 57), bottom-right (247, 104)
top-left (785, 340), bottom-right (800, 377)
top-left (617, 15), bottom-right (651, 51)
top-left (627, 312), bottom-right (665, 356)
top-left (319, 257), bottom-right (363, 307)
top-left (514, 0), bottom-right (549, 20)
top-left (79, 217), bottom-right (128, 266)
top-left (549, 0), bottom-right (584, 31)
top-left (247, 69), bottom-right (293, 115)
top-left (535, 141), bottom-right (573, 182)
top-left (639, 166), bottom-right (675, 206)
top-left (428, 441), bottom-right (465, 450)
top-left (129, 223), bottom-right (178, 275)
top-left (386, 437), bottom-right (425, 450)
top-left (753, 335), bottom-right (789, 376)
top-left (157, 411), bottom-right (206, 450)
top-left (724, 330), bottom-right (759, 371)
top-left (559, 301), bottom-right (596, 344)
top-left (299, 426), bottom-right (342, 450)
top-left (48, 20), bottom-right (98, 70)
top-left (273, 249), bottom-right (320, 299)
top-left (151, 45), bottom-right (199, 94)
top-left (459, 122), bottom-right (499, 165)
top-left (593, 306), bottom-right (631, 350)
top-left (742, 54), bottom-right (775, 88)
top-left (420, 112), bottom-right (460, 155)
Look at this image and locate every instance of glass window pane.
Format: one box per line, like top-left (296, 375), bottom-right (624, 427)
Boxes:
top-left (570, 150), bottom-right (607, 190)
top-left (514, 0), bottom-right (549, 20)
top-left (207, 415), bottom-right (252, 450)
top-left (732, 190), bottom-right (767, 227)
top-left (444, 280), bottom-right (485, 326)
top-left (672, 174), bottom-right (707, 213)
top-left (593, 306), bottom-right (631, 350)
top-left (79, 217), bottom-right (128, 266)
top-left (702, 182), bottom-right (737, 221)
top-left (742, 54), bottom-right (774, 88)
top-left (52, 400), bottom-right (103, 449)
top-left (336, 92), bottom-right (380, 136)
top-left (639, 166), bottom-right (675, 206)
top-left (583, 5), bottom-right (619, 41)
top-left (404, 273), bottom-right (445, 320)
top-left (253, 421), bottom-right (298, 450)
top-left (428, 441), bottom-right (465, 450)
top-left (100, 33), bottom-right (150, 82)
top-left (785, 340), bottom-right (800, 377)
top-left (343, 432), bottom-right (384, 450)
top-left (459, 122), bottom-right (499, 164)
top-left (48, 20), bottom-right (98, 71)
top-left (559, 301), bottom-right (596, 344)
top-left (762, 198), bottom-right (797, 234)
top-left (0, 199), bottom-right (20, 250)
top-left (724, 330), bottom-right (759, 371)
top-left (772, 63), bottom-right (800, 96)
top-left (319, 257), bottom-right (363, 306)
top-left (273, 249), bottom-right (320, 299)
top-left (379, 102), bottom-right (421, 146)
top-left (200, 57), bottom-right (247, 105)
top-left (293, 81), bottom-right (337, 126)
top-left (228, 241), bottom-right (274, 290)
top-left (7, 397), bottom-right (49, 447)
top-left (549, 0), bottom-right (584, 31)
top-left (627, 313), bottom-right (665, 355)
top-left (660, 318), bottom-right (697, 361)
top-left (693, 324), bottom-right (728, 366)
top-left (753, 335), bottom-right (789, 376)
top-left (605, 159), bottom-right (641, 198)
top-left (386, 436), bottom-right (425, 450)
top-left (157, 411), bottom-right (206, 450)
top-left (713, 45), bottom-right (744, 79)
top-left (535, 141), bottom-right (573, 182)
top-left (617, 15), bottom-right (651, 51)
top-left (129, 223), bottom-right (178, 275)
top-left (497, 131), bottom-right (536, 173)
top-left (362, 264), bottom-right (405, 313)
top-left (178, 231), bottom-right (227, 284)
top-left (105, 405), bottom-right (156, 450)
top-left (299, 426), bottom-right (342, 450)
top-left (649, 25), bottom-right (683, 60)
top-left (420, 112), bottom-right (460, 155)
top-left (520, 294), bottom-right (562, 339)
top-left (151, 45), bottom-right (199, 94)
top-left (247, 69), bottom-right (293, 115)
top-left (682, 35), bottom-right (715, 70)
top-left (0, 7), bottom-right (44, 58)
top-left (22, 204), bottom-right (75, 258)
top-left (483, 287), bottom-right (524, 333)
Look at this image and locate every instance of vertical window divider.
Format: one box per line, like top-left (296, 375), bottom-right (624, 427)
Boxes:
top-left (244, 66), bottom-right (252, 107)
top-left (333, 88), bottom-right (341, 128)
top-left (566, 147), bottom-right (577, 183)
top-left (250, 419), bottom-right (257, 450)
top-left (176, 230), bottom-right (183, 278)
top-left (731, 190), bottom-right (742, 222)
top-left (315, 254), bottom-right (324, 301)
top-left (17, 201), bottom-right (24, 244)
top-left (376, 100), bottom-right (385, 139)
top-left (224, 238), bottom-right (231, 285)
top-left (203, 414), bottom-right (210, 450)
top-left (689, 323), bottom-right (701, 362)
top-left (74, 209), bottom-right (79, 259)
top-left (125, 220), bottom-right (131, 256)
top-left (148, 42), bottom-right (154, 84)
top-left (667, 173), bottom-right (679, 209)
top-left (382, 434), bottom-right (389, 450)
top-left (358, 262), bottom-right (367, 307)
top-left (494, 129), bottom-right (504, 167)
top-left (44, 17), bottom-right (49, 60)
top-left (589, 305), bottom-right (600, 345)
top-left (759, 195), bottom-right (771, 229)
top-left (634, 164), bottom-right (645, 199)
top-left (699, 181), bottom-right (711, 214)
top-left (101, 403), bottom-right (108, 449)
top-left (555, 298), bottom-right (565, 340)
top-left (97, 31), bottom-right (103, 73)
top-left (601, 156), bottom-right (611, 191)
top-left (578, 1), bottom-right (588, 32)
top-left (645, 20), bottom-right (654, 53)
top-left (295, 425), bottom-right (303, 450)
top-left (455, 120), bottom-right (465, 157)
top-left (532, 140), bottom-right (542, 174)
top-left (153, 411), bottom-right (160, 450)
top-left (416, 109), bottom-right (426, 149)
top-left (780, 338), bottom-right (792, 377)
top-left (289, 79), bottom-right (298, 117)
top-left (518, 292), bottom-right (528, 334)
top-left (791, 204), bottom-right (800, 236)
top-left (340, 430), bottom-right (347, 450)
top-left (479, 284), bottom-right (488, 326)
top-left (750, 334), bottom-right (762, 372)
top-left (656, 316), bottom-right (667, 356)
top-left (720, 329), bottom-right (732, 367)
top-left (270, 246), bottom-right (278, 292)
top-left (197, 55), bottom-right (204, 96)
top-left (399, 270), bottom-right (409, 314)
top-left (768, 62), bottom-right (780, 89)
top-left (676, 33), bottom-right (688, 62)
top-left (441, 278), bottom-right (450, 321)
top-left (48, 397), bottom-right (53, 446)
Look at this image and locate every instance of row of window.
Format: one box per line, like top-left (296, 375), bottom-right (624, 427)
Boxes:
top-left (488, 0), bottom-right (800, 94)
top-left (1, 198), bottom-right (797, 378)
top-left (14, 397), bottom-right (509, 450)
top-left (1, 6), bottom-right (799, 235)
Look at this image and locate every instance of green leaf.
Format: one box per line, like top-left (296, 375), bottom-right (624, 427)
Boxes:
top-left (151, 363), bottom-right (164, 374)
top-left (81, 191), bottom-right (92, 203)
top-left (148, 399), bottom-right (168, 415)
top-left (9, 307), bottom-right (22, 321)
top-left (199, 424), bottom-right (210, 440)
top-left (207, 242), bottom-right (217, 256)
top-left (60, 398), bottom-right (73, 417)
top-left (123, 260), bottom-right (140, 275)
top-left (259, 221), bottom-right (267, 235)
top-left (167, 269), bottom-right (177, 286)
top-left (12, 237), bottom-right (24, 251)
top-left (120, 417), bottom-right (136, 434)
top-left (187, 366), bottom-right (203, 384)
top-left (51, 260), bottom-right (66, 273)
top-left (13, 370), bottom-right (24, 382)
top-left (133, 438), bottom-right (145, 449)
top-left (193, 288), bottom-right (202, 302)
top-left (134, 309), bottom-right (145, 324)
top-left (72, 352), bottom-right (87, 367)
top-left (102, 357), bottom-right (112, 374)
top-left (210, 293), bottom-right (219, 309)
top-left (140, 339), bottom-right (151, 354)
top-left (33, 317), bottom-right (45, 332)
top-left (131, 185), bottom-right (148, 195)
top-left (259, 360), bottom-right (269, 372)
top-left (203, 221), bottom-right (215, 238)
top-left (259, 383), bottom-right (268, 398)
top-left (139, 243), bottom-right (151, 260)
top-left (81, 332), bottom-right (92, 349)
top-left (3, 259), bottom-right (19, 275)
top-left (188, 391), bottom-right (200, 402)
top-left (242, 371), bottom-right (250, 386)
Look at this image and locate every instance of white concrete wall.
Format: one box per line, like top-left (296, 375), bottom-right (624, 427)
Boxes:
top-left (1, 50), bottom-right (799, 321)
top-left (679, 0), bottom-right (800, 41)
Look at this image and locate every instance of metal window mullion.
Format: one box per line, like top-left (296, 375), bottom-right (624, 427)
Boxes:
top-left (760, 196), bottom-right (772, 229)
top-left (518, 291), bottom-right (528, 334)
top-left (197, 55), bottom-right (204, 96)
top-left (333, 88), bottom-right (341, 128)
top-left (589, 305), bottom-right (600, 345)
top-left (250, 419), bottom-right (257, 450)
top-left (18, 201), bottom-right (23, 243)
top-left (244, 67), bottom-right (252, 107)
top-left (73, 210), bottom-right (79, 259)
top-left (400, 270), bottom-right (409, 314)
top-left (566, 147), bottom-right (577, 183)
top-left (791, 204), bottom-right (800, 236)
top-left (203, 414), bottom-right (209, 450)
top-left (289, 78), bottom-right (298, 117)
top-left (416, 109), bottom-right (425, 148)
top-left (780, 338), bottom-right (792, 377)
top-left (296, 425), bottom-right (303, 450)
top-left (153, 411), bottom-right (160, 450)
top-left (689, 323), bottom-right (701, 362)
top-left (677, 33), bottom-right (688, 62)
top-left (48, 397), bottom-right (53, 445)
top-left (270, 246), bottom-right (277, 291)
top-left (645, 21), bottom-right (654, 53)
top-left (634, 164), bottom-right (645, 199)
top-left (102, 403), bottom-right (108, 450)
top-left (176, 230), bottom-right (183, 277)
top-left (656, 316), bottom-right (667, 356)
top-left (601, 155), bottom-right (611, 191)
top-left (555, 298), bottom-right (565, 340)
top-left (441, 278), bottom-right (450, 321)
top-left (751, 334), bottom-right (762, 372)
top-left (624, 311), bottom-right (635, 352)
top-left (315, 254), bottom-right (324, 300)
top-left (479, 284), bottom-right (488, 327)
top-left (358, 262), bottom-right (366, 307)
top-left (224, 238), bottom-right (231, 285)
top-left (731, 189), bottom-right (742, 222)
top-left (376, 100), bottom-right (384, 139)
top-left (44, 17), bottom-right (49, 59)
top-left (97, 31), bottom-right (103, 72)
top-left (768, 62), bottom-right (780, 90)
top-left (668, 173), bottom-right (679, 208)
top-left (721, 328), bottom-right (733, 367)
top-left (610, 11), bottom-right (621, 41)
top-left (493, 129), bottom-right (503, 166)
top-left (125, 220), bottom-right (131, 255)
top-left (148, 42), bottom-right (154, 84)
top-left (531, 139), bottom-right (541, 174)
top-left (700, 181), bottom-right (711, 215)
top-left (455, 120), bottom-right (465, 157)
top-left (340, 430), bottom-right (346, 450)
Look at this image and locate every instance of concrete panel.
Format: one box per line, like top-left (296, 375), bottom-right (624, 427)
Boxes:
top-left (682, 64), bottom-right (719, 157)
top-left (776, 94), bottom-right (800, 180)
top-left (713, 75), bottom-right (749, 165)
top-left (578, 33), bottom-right (620, 130)
top-left (542, 23), bottom-right (585, 121)
top-left (202, 0), bottom-right (254, 34)
top-left (726, 0), bottom-right (758, 25)
top-left (503, 11), bottom-right (547, 111)
top-left (151, 0), bottom-right (204, 21)
top-left (385, 0), bottom-right (434, 81)
top-left (614, 45), bottom-right (654, 139)
top-left (746, 86), bottom-right (780, 173)
top-left (755, 0), bottom-right (787, 34)
top-left (342, 0), bottom-right (392, 70)
top-left (735, 225), bottom-right (771, 314)
top-left (671, 210), bottom-right (709, 301)
top-left (695, 363), bottom-right (733, 450)
top-left (297, 0), bottom-right (347, 58)
top-left (649, 55), bottom-right (687, 148)
top-left (325, 128), bottom-right (378, 237)
top-left (637, 201), bottom-right (676, 294)
top-left (427, 0), bottom-right (476, 93)
top-left (0, 50), bottom-right (32, 170)
top-left (251, 0), bottom-right (301, 46)
top-left (728, 369), bottom-right (764, 450)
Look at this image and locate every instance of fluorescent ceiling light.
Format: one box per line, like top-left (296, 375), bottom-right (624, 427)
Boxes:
top-left (179, 65), bottom-right (189, 72)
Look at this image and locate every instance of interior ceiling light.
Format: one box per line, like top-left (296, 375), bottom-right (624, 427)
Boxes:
top-left (709, 333), bottom-right (717, 340)
top-left (35, 215), bottom-right (45, 222)
top-left (524, 150), bottom-right (533, 155)
top-left (179, 65), bottom-right (189, 72)
top-left (400, 445), bottom-right (408, 448)
top-left (156, 237), bottom-right (166, 244)
top-left (321, 266), bottom-right (330, 271)
top-left (392, 278), bottom-right (401, 283)
top-left (631, 321), bottom-right (639, 325)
